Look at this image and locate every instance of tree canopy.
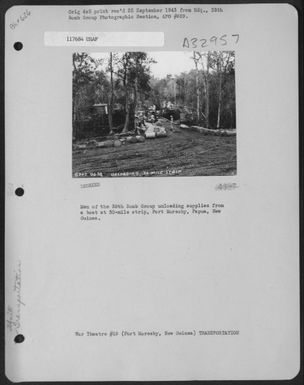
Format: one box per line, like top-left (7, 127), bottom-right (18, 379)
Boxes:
top-left (73, 51), bottom-right (236, 139)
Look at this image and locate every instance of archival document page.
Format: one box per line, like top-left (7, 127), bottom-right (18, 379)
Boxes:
top-left (5, 3), bottom-right (299, 382)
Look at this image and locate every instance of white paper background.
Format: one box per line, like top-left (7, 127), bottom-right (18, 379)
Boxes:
top-left (5, 3), bottom-right (299, 382)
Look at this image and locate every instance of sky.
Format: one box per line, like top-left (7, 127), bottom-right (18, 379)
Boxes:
top-left (149, 51), bottom-right (194, 78)
top-left (89, 51), bottom-right (196, 78)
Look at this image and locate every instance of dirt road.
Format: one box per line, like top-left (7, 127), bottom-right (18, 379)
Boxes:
top-left (73, 126), bottom-right (236, 177)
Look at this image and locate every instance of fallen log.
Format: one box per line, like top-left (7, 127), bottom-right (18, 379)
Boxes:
top-left (145, 132), bottom-right (156, 139)
top-left (156, 131), bottom-right (168, 138)
top-left (125, 136), bottom-right (133, 143)
top-left (103, 140), bottom-right (114, 148)
top-left (75, 144), bottom-right (86, 150)
top-left (190, 126), bottom-right (236, 136)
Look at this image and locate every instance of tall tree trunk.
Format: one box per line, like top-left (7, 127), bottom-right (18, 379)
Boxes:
top-left (108, 52), bottom-right (114, 134)
top-left (216, 73), bottom-right (222, 129)
top-left (193, 52), bottom-right (200, 123)
top-left (195, 69), bottom-right (200, 123)
top-left (123, 97), bottom-right (130, 132)
top-left (72, 96), bottom-right (76, 140)
top-left (133, 76), bottom-right (138, 132)
top-left (216, 56), bottom-right (222, 129)
top-left (122, 57), bottom-right (129, 133)
top-left (72, 96), bottom-right (76, 124)
top-left (205, 53), bottom-right (210, 128)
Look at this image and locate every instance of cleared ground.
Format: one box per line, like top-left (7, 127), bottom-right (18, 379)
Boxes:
top-left (73, 125), bottom-right (236, 178)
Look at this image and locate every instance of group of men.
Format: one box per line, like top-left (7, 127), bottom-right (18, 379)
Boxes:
top-left (135, 111), bottom-right (158, 135)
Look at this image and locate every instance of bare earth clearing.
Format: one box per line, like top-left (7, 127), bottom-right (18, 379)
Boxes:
top-left (73, 123), bottom-right (236, 178)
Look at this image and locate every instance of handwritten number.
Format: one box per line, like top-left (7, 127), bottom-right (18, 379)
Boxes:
top-left (220, 34), bottom-right (227, 46)
top-left (182, 34), bottom-right (239, 48)
top-left (191, 38), bottom-right (198, 48)
top-left (200, 39), bottom-right (207, 48)
top-left (210, 36), bottom-right (217, 45)
top-left (232, 34), bottom-right (239, 43)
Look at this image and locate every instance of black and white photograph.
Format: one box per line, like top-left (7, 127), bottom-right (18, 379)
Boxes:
top-left (72, 51), bottom-right (236, 177)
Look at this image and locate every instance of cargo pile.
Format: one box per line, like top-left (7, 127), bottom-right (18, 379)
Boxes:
top-left (73, 123), bottom-right (168, 151)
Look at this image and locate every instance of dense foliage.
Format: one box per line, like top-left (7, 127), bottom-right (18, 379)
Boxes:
top-left (73, 51), bottom-right (236, 140)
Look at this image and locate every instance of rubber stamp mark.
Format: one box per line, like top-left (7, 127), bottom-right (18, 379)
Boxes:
top-left (215, 182), bottom-right (238, 191)
top-left (80, 182), bottom-right (100, 188)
